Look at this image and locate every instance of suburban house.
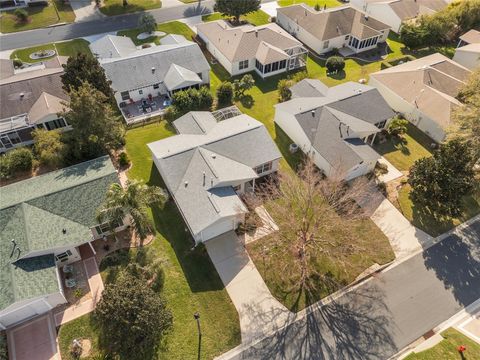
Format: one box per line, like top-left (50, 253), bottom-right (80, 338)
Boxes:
top-left (453, 30), bottom-right (480, 70)
top-left (0, 156), bottom-right (127, 329)
top-left (196, 20), bottom-right (307, 78)
top-left (0, 0), bottom-right (46, 9)
top-left (275, 80), bottom-right (395, 180)
top-left (369, 53), bottom-right (471, 142)
top-left (90, 34), bottom-right (211, 124)
top-left (276, 4), bottom-right (390, 55)
top-left (0, 57), bottom-right (70, 153)
top-left (350, 0), bottom-right (449, 33)
top-left (148, 108), bottom-right (282, 243)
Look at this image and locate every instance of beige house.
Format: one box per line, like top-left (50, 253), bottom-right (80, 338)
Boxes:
top-left (369, 53), bottom-right (471, 142)
top-left (276, 4), bottom-right (390, 56)
top-left (454, 30), bottom-right (480, 70)
top-left (196, 21), bottom-right (307, 78)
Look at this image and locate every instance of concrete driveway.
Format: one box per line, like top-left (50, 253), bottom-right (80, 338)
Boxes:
top-left (7, 313), bottom-right (60, 360)
top-left (205, 232), bottom-right (291, 343)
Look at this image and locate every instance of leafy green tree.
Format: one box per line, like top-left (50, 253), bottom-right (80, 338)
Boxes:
top-left (97, 180), bottom-right (167, 240)
top-left (14, 8), bottom-right (28, 22)
top-left (0, 147), bottom-right (34, 180)
top-left (325, 56), bottom-right (345, 73)
top-left (172, 86), bottom-right (213, 113)
top-left (61, 53), bottom-right (113, 98)
top-left (216, 81), bottom-right (234, 106)
top-left (408, 139), bottom-right (475, 217)
top-left (95, 267), bottom-right (172, 360)
top-left (233, 74), bottom-right (255, 98)
top-left (277, 79), bottom-right (293, 102)
top-left (61, 82), bottom-right (124, 160)
top-left (32, 129), bottom-right (66, 168)
top-left (387, 116), bottom-right (409, 137)
top-left (214, 0), bottom-right (261, 24)
top-left (138, 13), bottom-right (156, 34)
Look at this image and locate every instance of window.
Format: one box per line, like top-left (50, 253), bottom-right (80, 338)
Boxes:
top-left (375, 120), bottom-right (387, 129)
top-left (345, 35), bottom-right (350, 40)
top-left (55, 250), bottom-right (72, 263)
top-left (138, 89), bottom-right (143, 95)
top-left (95, 219), bottom-right (123, 235)
top-left (239, 59), bottom-right (249, 70)
top-left (121, 91), bottom-right (130, 100)
top-left (44, 118), bottom-right (66, 131)
top-left (153, 84), bottom-right (159, 89)
top-left (272, 61), bottom-right (279, 72)
top-left (255, 161), bottom-right (273, 174)
top-left (279, 59), bottom-right (287, 69)
top-left (323, 40), bottom-right (329, 49)
top-left (7, 132), bottom-right (21, 144)
top-left (265, 63), bottom-right (272, 73)
top-left (255, 59), bottom-right (263, 73)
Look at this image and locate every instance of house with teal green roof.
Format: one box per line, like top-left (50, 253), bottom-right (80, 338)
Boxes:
top-left (0, 156), bottom-right (123, 329)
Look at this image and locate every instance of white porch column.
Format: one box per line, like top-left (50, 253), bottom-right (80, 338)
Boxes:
top-left (88, 240), bottom-right (97, 255)
top-left (371, 132), bottom-right (377, 145)
top-left (252, 178), bottom-right (256, 193)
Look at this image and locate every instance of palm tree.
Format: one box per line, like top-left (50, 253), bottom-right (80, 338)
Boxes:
top-left (97, 180), bottom-right (168, 240)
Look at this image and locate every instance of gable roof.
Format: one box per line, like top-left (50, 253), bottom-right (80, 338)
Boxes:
top-left (0, 156), bottom-right (118, 311)
top-left (148, 112), bottom-right (281, 235)
top-left (92, 35), bottom-right (210, 92)
top-left (89, 34), bottom-right (138, 59)
top-left (276, 80), bottom-right (394, 174)
top-left (27, 92), bottom-right (68, 125)
top-left (370, 53), bottom-right (471, 130)
top-left (196, 20), bottom-right (303, 63)
top-left (0, 58), bottom-right (68, 121)
top-left (388, 0), bottom-right (447, 20)
top-left (459, 29), bottom-right (480, 45)
top-left (277, 4), bottom-right (390, 41)
top-left (164, 64), bottom-right (203, 91)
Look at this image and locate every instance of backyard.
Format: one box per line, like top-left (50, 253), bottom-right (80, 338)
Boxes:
top-left (99, 0), bottom-right (162, 16)
top-left (0, 0), bottom-right (75, 33)
top-left (404, 328), bottom-right (480, 360)
top-left (202, 10), bottom-right (271, 26)
top-left (58, 122), bottom-right (241, 360)
top-left (10, 39), bottom-right (91, 63)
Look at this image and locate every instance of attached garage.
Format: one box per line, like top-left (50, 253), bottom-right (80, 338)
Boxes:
top-left (201, 218), bottom-right (236, 242)
top-left (0, 299), bottom-right (51, 328)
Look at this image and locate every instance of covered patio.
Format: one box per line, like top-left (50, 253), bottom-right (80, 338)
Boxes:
top-left (120, 95), bottom-right (171, 124)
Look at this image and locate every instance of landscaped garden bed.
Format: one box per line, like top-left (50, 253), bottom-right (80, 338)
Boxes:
top-left (10, 39), bottom-right (91, 63)
top-left (99, 0), bottom-right (162, 16)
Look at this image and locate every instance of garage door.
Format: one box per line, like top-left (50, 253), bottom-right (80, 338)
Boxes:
top-left (0, 300), bottom-right (50, 328)
top-left (202, 219), bottom-right (235, 241)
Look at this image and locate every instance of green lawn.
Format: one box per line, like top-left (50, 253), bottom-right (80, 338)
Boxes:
top-left (99, 0), bottom-right (161, 16)
top-left (0, 1), bottom-right (74, 33)
top-left (202, 10), bottom-right (271, 26)
top-left (10, 39), bottom-right (91, 63)
top-left (247, 199), bottom-right (394, 311)
top-left (59, 122), bottom-right (241, 360)
top-left (397, 182), bottom-right (480, 237)
top-left (117, 20), bottom-right (195, 46)
top-left (278, 0), bottom-right (342, 7)
top-left (405, 328), bottom-right (480, 360)
top-left (373, 124), bottom-right (434, 172)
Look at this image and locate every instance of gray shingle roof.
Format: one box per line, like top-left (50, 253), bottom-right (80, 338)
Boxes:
top-left (97, 39), bottom-right (210, 92)
top-left (291, 78), bottom-right (329, 98)
top-left (0, 156), bottom-right (119, 310)
top-left (148, 112), bottom-right (281, 235)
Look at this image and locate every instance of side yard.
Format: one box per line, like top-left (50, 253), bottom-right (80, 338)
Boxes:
top-left (58, 122), bottom-right (241, 360)
top-left (0, 0), bottom-right (75, 33)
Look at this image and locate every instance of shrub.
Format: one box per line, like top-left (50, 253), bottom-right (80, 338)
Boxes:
top-left (314, 3), bottom-right (321, 11)
top-left (277, 79), bottom-right (293, 102)
top-left (291, 70), bottom-right (308, 83)
top-left (7, 147), bottom-right (33, 173)
top-left (325, 56), bottom-right (345, 73)
top-left (375, 162), bottom-right (388, 175)
top-left (171, 86), bottom-right (213, 113)
top-left (118, 151), bottom-right (130, 167)
top-left (13, 59), bottom-right (22, 68)
top-left (138, 13), bottom-right (156, 34)
top-left (387, 116), bottom-right (409, 137)
top-left (14, 8), bottom-right (28, 22)
top-left (216, 81), bottom-right (233, 106)
top-left (32, 129), bottom-right (65, 168)
top-left (233, 74), bottom-right (255, 98)
top-left (270, 16), bottom-right (276, 23)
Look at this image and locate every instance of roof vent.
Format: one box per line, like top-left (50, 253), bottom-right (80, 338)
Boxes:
top-left (184, 181), bottom-right (188, 187)
top-left (151, 67), bottom-right (156, 73)
top-left (311, 110), bottom-right (316, 117)
top-left (62, 228), bottom-right (67, 234)
top-left (19, 92), bottom-right (25, 99)
top-left (203, 172), bottom-right (206, 186)
top-left (365, 15), bottom-right (369, 20)
top-left (336, 26), bottom-right (340, 33)
top-left (211, 154), bottom-right (216, 159)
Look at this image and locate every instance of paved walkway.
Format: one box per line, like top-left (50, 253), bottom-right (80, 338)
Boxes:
top-left (70, 0), bottom-right (104, 22)
top-left (260, 1), bottom-right (279, 17)
top-left (54, 257), bottom-right (104, 326)
top-left (205, 232), bottom-right (291, 344)
top-left (7, 313), bottom-right (60, 360)
top-left (377, 156), bottom-right (403, 183)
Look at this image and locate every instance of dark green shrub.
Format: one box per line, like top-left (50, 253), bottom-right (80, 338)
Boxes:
top-left (216, 81), bottom-right (233, 106)
top-left (7, 147), bottom-right (33, 173)
top-left (118, 151), bottom-right (130, 167)
top-left (13, 59), bottom-right (22, 68)
top-left (325, 56), bottom-right (345, 73)
top-left (14, 8), bottom-right (28, 22)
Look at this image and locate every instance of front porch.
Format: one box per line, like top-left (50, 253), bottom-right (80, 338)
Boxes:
top-left (120, 95), bottom-right (171, 124)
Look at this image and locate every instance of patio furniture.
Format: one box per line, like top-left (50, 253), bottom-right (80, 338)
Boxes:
top-left (163, 99), bottom-right (171, 107)
top-left (63, 264), bottom-right (74, 273)
top-left (65, 278), bottom-right (76, 288)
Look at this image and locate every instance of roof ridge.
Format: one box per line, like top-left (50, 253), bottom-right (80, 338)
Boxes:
top-left (198, 148), bottom-right (219, 179)
top-left (173, 148), bottom-right (201, 193)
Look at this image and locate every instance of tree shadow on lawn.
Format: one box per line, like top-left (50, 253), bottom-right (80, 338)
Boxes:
top-left (148, 164), bottom-right (226, 293)
top-left (241, 283), bottom-right (398, 359)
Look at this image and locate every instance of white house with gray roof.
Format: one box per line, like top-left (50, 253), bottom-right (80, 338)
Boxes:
top-left (276, 4), bottom-right (390, 56)
top-left (196, 20), bottom-right (307, 78)
top-left (90, 34), bottom-right (210, 123)
top-left (148, 108), bottom-right (282, 242)
top-left (275, 80), bottom-right (395, 180)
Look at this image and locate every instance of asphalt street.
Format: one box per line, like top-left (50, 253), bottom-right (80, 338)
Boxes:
top-left (230, 218), bottom-right (480, 359)
top-left (0, 0), bottom-right (216, 51)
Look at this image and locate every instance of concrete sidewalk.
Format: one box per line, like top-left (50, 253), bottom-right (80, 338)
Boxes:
top-left (205, 232), bottom-right (292, 344)
top-left (70, 0), bottom-right (104, 22)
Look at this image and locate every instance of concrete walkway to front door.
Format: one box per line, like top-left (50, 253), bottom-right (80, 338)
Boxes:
top-left (205, 232), bottom-right (292, 344)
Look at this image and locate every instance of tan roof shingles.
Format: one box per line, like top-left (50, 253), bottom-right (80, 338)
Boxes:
top-left (459, 29), bottom-right (480, 45)
top-left (197, 21), bottom-right (301, 62)
top-left (277, 5), bottom-right (390, 41)
top-left (27, 92), bottom-right (68, 125)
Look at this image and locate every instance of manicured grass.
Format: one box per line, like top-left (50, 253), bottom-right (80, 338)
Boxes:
top-left (397, 182), bottom-right (480, 237)
top-left (202, 10), bottom-right (271, 26)
top-left (0, 1), bottom-right (75, 33)
top-left (10, 39), bottom-right (91, 63)
top-left (117, 20), bottom-right (195, 46)
top-left (404, 328), bottom-right (480, 360)
top-left (247, 199), bottom-right (395, 311)
top-left (373, 123), bottom-right (434, 172)
top-left (278, 0), bottom-right (342, 7)
top-left (58, 315), bottom-right (102, 360)
top-left (99, 0), bottom-right (161, 16)
top-left (59, 122), bottom-right (241, 360)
